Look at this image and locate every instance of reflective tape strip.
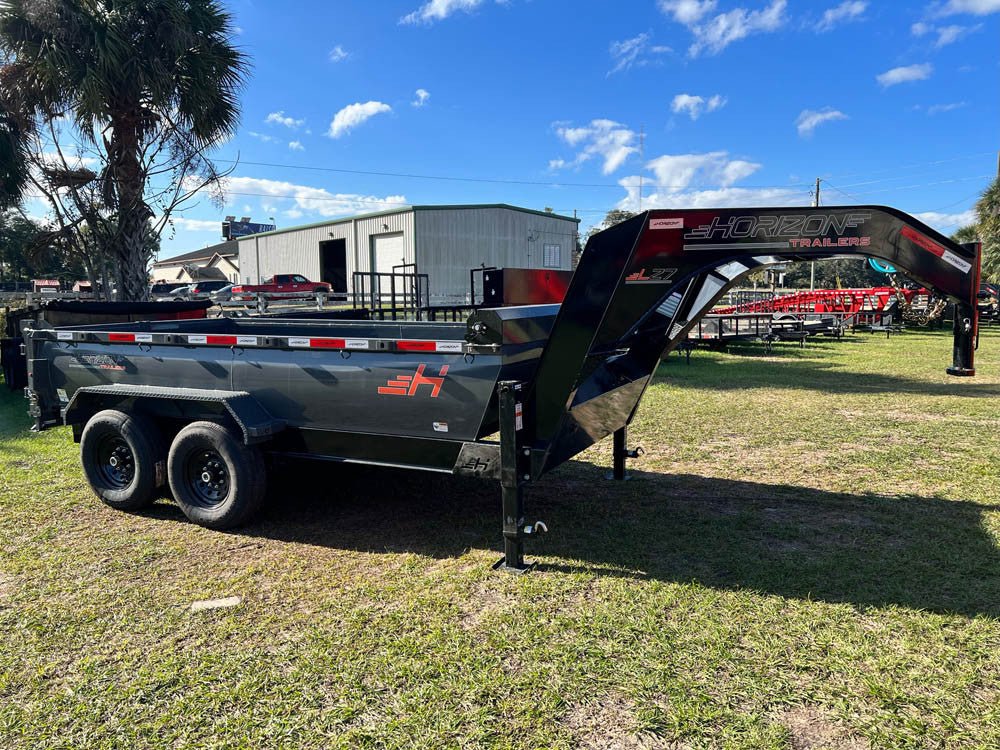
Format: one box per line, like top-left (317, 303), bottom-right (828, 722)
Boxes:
top-left (308, 337), bottom-right (346, 349)
top-left (56, 331), bottom-right (74, 341)
top-left (135, 333), bottom-right (153, 343)
top-left (186, 334), bottom-right (208, 344)
top-left (396, 340), bottom-right (436, 352)
top-left (345, 339), bottom-right (370, 350)
top-left (236, 335), bottom-right (259, 346)
top-left (108, 333), bottom-right (135, 343)
top-left (288, 337), bottom-right (311, 347)
top-left (206, 335), bottom-right (237, 346)
top-left (434, 341), bottom-right (463, 353)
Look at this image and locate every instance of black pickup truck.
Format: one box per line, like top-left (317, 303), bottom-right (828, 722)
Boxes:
top-left (23, 206), bottom-right (981, 571)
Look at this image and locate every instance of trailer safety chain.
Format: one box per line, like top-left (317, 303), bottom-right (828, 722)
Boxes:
top-left (890, 275), bottom-right (947, 326)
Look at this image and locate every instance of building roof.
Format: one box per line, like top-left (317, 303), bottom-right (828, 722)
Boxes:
top-left (153, 239), bottom-right (238, 267)
top-left (234, 203), bottom-right (581, 241)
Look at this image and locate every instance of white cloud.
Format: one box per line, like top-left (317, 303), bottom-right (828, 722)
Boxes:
top-left (288, 140), bottom-right (304, 151)
top-left (912, 20), bottom-right (981, 45)
top-left (247, 131), bottom-right (278, 143)
top-left (164, 217), bottom-right (221, 233)
top-left (265, 111), bottom-right (305, 129)
top-left (926, 101), bottom-right (968, 114)
top-left (658, 0), bottom-right (718, 24)
top-left (643, 151), bottom-right (761, 193)
top-left (616, 181), bottom-right (800, 213)
top-left (876, 63), bottom-right (933, 87)
top-left (551, 119), bottom-right (638, 175)
top-left (795, 108), bottom-right (848, 136)
top-left (327, 101), bottom-right (392, 138)
top-left (681, 0), bottom-right (787, 56)
top-left (412, 88), bottom-right (430, 107)
top-left (817, 1), bottom-right (866, 31)
top-left (222, 176), bottom-right (407, 218)
top-left (401, 0), bottom-right (484, 24)
top-left (608, 32), bottom-right (671, 74)
top-left (937, 0), bottom-right (1000, 15)
top-left (671, 93), bottom-right (727, 120)
top-left (912, 209), bottom-right (977, 231)
top-left (328, 45), bottom-right (349, 62)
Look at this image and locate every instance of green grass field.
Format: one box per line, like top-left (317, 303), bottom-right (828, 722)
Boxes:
top-left (2, 328), bottom-right (1000, 749)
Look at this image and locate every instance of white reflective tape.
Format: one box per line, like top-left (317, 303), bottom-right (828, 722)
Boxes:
top-left (56, 331), bottom-right (74, 341)
top-left (187, 334), bottom-right (207, 344)
top-left (941, 249), bottom-right (972, 274)
top-left (236, 335), bottom-right (258, 346)
top-left (135, 333), bottom-right (153, 343)
top-left (288, 337), bottom-right (311, 348)
top-left (345, 339), bottom-right (369, 350)
top-left (435, 341), bottom-right (463, 353)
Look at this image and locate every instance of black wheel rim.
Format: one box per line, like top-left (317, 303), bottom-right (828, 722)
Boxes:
top-left (97, 435), bottom-right (135, 489)
top-left (185, 449), bottom-right (230, 508)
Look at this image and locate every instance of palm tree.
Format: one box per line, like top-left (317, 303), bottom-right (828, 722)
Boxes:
top-left (976, 177), bottom-right (1000, 281)
top-left (0, 0), bottom-right (248, 300)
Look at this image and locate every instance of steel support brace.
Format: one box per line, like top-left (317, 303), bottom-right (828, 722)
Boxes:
top-left (493, 380), bottom-right (535, 573)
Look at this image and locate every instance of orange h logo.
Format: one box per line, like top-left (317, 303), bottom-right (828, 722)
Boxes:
top-left (378, 364), bottom-right (450, 397)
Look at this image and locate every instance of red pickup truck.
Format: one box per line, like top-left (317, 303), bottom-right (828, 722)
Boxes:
top-left (230, 274), bottom-right (332, 301)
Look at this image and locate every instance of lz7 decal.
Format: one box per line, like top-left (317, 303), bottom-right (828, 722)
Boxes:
top-left (625, 267), bottom-right (678, 284)
top-left (378, 364), bottom-right (450, 397)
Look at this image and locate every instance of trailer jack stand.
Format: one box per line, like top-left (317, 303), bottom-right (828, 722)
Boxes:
top-left (606, 426), bottom-right (643, 480)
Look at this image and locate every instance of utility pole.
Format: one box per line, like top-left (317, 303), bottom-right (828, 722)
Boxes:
top-left (637, 125), bottom-right (645, 212)
top-left (810, 178), bottom-right (821, 291)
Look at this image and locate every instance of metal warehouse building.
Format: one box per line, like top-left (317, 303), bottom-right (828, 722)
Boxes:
top-left (237, 204), bottom-right (579, 305)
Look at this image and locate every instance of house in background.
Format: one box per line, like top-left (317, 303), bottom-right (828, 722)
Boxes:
top-left (150, 240), bottom-right (239, 283)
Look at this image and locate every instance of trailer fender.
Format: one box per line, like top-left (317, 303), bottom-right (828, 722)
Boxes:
top-left (63, 385), bottom-right (286, 445)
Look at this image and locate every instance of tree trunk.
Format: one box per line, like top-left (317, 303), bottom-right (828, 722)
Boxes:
top-left (109, 117), bottom-right (152, 302)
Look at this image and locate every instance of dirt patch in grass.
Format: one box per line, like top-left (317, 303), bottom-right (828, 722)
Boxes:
top-left (778, 706), bottom-right (868, 750)
top-left (561, 694), bottom-right (680, 749)
top-left (457, 579), bottom-right (517, 631)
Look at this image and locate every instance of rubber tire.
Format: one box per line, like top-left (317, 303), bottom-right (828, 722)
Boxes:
top-left (167, 421), bottom-right (266, 529)
top-left (80, 409), bottom-right (166, 511)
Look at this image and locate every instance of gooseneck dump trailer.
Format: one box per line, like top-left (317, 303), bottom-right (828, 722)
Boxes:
top-left (23, 207), bottom-right (981, 571)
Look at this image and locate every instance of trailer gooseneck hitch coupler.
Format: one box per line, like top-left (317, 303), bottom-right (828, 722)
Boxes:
top-left (23, 206), bottom-right (981, 571)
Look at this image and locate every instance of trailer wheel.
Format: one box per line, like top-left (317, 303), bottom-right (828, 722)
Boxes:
top-left (167, 421), bottom-right (266, 529)
top-left (80, 409), bottom-right (166, 511)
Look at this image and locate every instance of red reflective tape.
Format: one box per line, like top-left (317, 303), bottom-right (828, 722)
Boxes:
top-left (108, 333), bottom-right (135, 342)
top-left (309, 338), bottom-right (346, 349)
top-left (901, 225), bottom-right (945, 258)
top-left (207, 335), bottom-right (238, 346)
top-left (396, 340), bottom-right (436, 352)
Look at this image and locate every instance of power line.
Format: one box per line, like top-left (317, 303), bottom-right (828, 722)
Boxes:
top-left (213, 157), bottom-right (809, 192)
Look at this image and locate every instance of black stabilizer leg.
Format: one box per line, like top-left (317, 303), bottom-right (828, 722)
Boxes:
top-left (947, 301), bottom-right (976, 377)
top-left (612, 426), bottom-right (627, 480)
top-left (493, 381), bottom-right (535, 573)
top-left (605, 425), bottom-right (638, 481)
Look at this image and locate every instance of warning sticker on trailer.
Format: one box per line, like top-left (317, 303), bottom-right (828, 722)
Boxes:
top-left (57, 331), bottom-right (73, 341)
top-left (941, 249), bottom-right (973, 274)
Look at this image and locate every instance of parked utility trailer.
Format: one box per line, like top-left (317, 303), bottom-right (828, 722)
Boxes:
top-left (23, 206), bottom-right (981, 571)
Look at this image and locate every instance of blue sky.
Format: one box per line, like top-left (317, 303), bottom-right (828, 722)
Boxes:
top-left (154, 0), bottom-right (999, 259)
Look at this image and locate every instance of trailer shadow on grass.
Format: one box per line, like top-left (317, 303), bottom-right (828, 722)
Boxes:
top-left (191, 457), bottom-right (1000, 619)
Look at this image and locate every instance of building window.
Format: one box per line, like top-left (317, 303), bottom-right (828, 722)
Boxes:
top-left (543, 243), bottom-right (561, 268)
